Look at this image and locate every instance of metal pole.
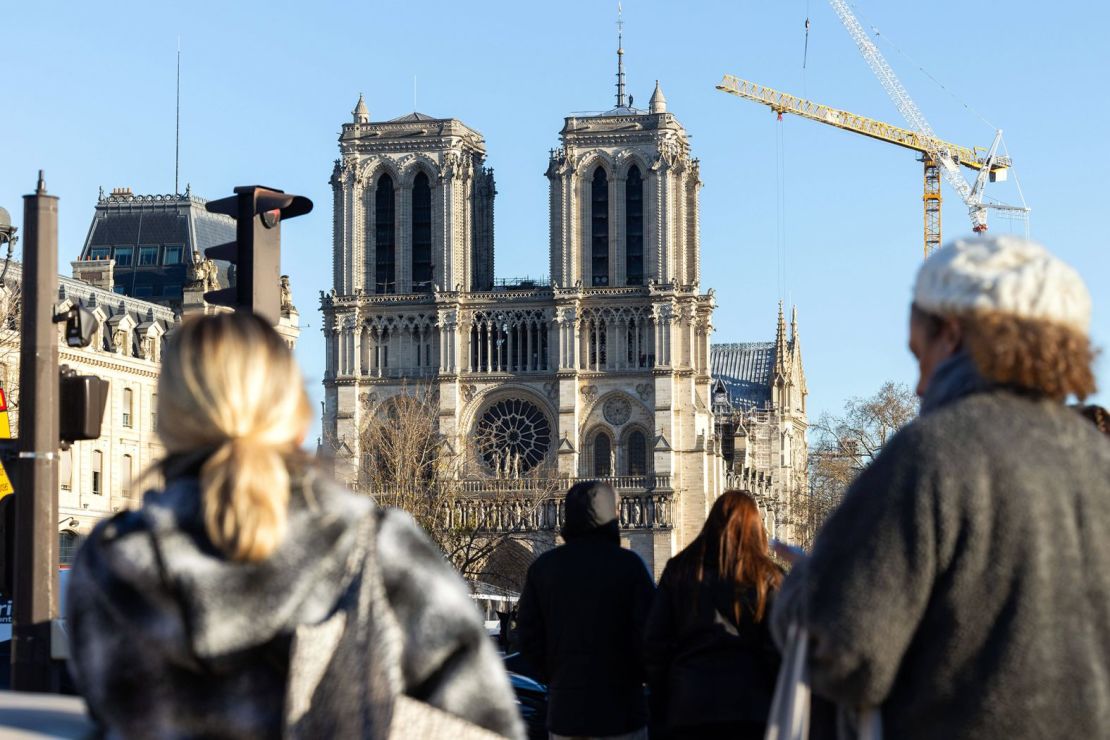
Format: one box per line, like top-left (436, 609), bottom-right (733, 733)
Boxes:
top-left (13, 171), bottom-right (59, 691)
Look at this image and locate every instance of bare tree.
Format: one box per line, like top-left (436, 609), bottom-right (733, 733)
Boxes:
top-left (356, 383), bottom-right (557, 590)
top-left (794, 381), bottom-right (918, 548)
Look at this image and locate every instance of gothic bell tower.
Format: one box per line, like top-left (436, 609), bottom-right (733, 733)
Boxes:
top-left (546, 75), bottom-right (700, 290)
top-left (332, 95), bottom-right (496, 296)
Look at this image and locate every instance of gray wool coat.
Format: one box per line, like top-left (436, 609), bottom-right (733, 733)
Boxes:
top-left (66, 469), bottom-right (524, 740)
top-left (773, 366), bottom-right (1110, 739)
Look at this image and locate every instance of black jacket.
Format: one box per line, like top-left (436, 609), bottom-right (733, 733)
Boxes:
top-left (644, 560), bottom-right (781, 730)
top-left (515, 526), bottom-right (655, 736)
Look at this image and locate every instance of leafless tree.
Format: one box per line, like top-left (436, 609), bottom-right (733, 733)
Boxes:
top-left (793, 381), bottom-right (918, 548)
top-left (356, 383), bottom-right (557, 590)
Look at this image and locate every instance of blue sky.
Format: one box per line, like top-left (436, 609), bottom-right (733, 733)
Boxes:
top-left (3, 0), bottom-right (1107, 442)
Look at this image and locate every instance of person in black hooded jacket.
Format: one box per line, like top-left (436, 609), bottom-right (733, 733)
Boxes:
top-left (515, 480), bottom-right (656, 740)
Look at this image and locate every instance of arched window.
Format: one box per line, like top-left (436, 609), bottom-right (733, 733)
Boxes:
top-left (625, 166), bottom-right (643, 285)
top-left (627, 429), bottom-right (648, 476)
top-left (593, 432), bottom-right (612, 477)
top-left (59, 531), bottom-right (79, 567)
top-left (121, 453), bottom-right (133, 497)
top-left (591, 168), bottom-right (609, 286)
top-left (375, 174), bottom-right (396, 294)
top-left (411, 172), bottom-right (433, 293)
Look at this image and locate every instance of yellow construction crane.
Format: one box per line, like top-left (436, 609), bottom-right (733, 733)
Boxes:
top-left (717, 74), bottom-right (1018, 258)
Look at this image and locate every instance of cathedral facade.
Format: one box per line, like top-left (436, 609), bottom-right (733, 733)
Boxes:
top-left (322, 82), bottom-right (806, 575)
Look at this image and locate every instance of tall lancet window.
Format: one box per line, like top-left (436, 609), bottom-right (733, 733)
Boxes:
top-left (375, 174), bottom-right (396, 294)
top-left (411, 172), bottom-right (433, 293)
top-left (625, 165), bottom-right (643, 285)
top-left (591, 167), bottom-right (609, 286)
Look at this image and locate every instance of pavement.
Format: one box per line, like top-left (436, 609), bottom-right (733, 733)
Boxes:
top-left (0, 691), bottom-right (94, 738)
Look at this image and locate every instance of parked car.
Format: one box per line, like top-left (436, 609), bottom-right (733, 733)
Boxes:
top-left (504, 652), bottom-right (547, 740)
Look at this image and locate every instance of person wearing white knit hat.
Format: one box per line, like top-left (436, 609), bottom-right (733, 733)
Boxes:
top-left (771, 235), bottom-right (1110, 739)
top-left (908, 234), bottom-right (1096, 403)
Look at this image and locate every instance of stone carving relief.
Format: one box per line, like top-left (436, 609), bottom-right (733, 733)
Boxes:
top-left (461, 384), bottom-right (477, 403)
top-left (543, 382), bottom-right (559, 401)
top-left (635, 383), bottom-right (653, 402)
top-left (603, 396), bottom-right (632, 426)
top-left (580, 384), bottom-right (598, 403)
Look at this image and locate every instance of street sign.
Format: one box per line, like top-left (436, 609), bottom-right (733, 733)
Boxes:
top-left (0, 388), bottom-right (10, 439)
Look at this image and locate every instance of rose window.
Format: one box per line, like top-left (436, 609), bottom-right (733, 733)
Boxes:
top-left (476, 398), bottom-right (552, 473)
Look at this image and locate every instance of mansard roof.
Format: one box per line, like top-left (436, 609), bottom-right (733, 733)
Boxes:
top-left (710, 342), bottom-right (776, 410)
top-left (81, 188), bottom-right (234, 257)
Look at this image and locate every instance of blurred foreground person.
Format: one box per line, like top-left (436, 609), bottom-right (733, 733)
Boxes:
top-left (515, 481), bottom-right (655, 740)
top-left (772, 235), bottom-right (1110, 739)
top-left (1077, 403), bottom-right (1109, 437)
top-left (67, 312), bottom-right (523, 739)
top-left (644, 490), bottom-right (782, 740)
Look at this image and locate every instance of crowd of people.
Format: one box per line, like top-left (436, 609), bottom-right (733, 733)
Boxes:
top-left (64, 233), bottom-right (1109, 740)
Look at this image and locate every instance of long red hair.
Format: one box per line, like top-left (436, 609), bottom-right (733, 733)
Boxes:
top-left (672, 490), bottom-right (783, 622)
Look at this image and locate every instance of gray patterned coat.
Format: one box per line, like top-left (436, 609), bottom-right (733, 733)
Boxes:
top-left (772, 354), bottom-right (1110, 739)
top-left (66, 469), bottom-right (524, 739)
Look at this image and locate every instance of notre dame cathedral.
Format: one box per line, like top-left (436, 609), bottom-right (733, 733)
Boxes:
top-left (321, 59), bottom-right (808, 576)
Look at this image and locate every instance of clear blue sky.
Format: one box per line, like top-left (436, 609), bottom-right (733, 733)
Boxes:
top-left (3, 0), bottom-right (1107, 443)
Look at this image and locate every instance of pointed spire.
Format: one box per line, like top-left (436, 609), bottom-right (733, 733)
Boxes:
top-left (790, 304), bottom-right (799, 347)
top-left (352, 93), bottom-right (369, 123)
top-left (774, 300), bottom-right (788, 375)
top-left (615, 3), bottom-right (627, 108)
top-left (649, 80), bottom-right (667, 113)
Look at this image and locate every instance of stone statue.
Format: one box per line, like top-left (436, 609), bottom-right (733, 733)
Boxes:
top-left (141, 336), bottom-right (155, 362)
top-left (280, 275), bottom-right (293, 311)
top-left (113, 328), bottom-right (127, 355)
top-left (609, 448), bottom-right (617, 478)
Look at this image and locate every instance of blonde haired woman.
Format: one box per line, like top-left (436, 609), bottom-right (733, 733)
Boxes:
top-left (66, 312), bottom-right (523, 739)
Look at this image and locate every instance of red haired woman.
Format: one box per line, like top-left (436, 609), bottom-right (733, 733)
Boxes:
top-left (643, 490), bottom-right (783, 739)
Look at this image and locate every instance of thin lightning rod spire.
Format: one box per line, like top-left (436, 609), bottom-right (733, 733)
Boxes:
top-left (615, 2), bottom-right (627, 108)
top-left (175, 38), bottom-right (181, 196)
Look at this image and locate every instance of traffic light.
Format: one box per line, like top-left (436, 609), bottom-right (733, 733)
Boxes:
top-left (59, 366), bottom-right (109, 444)
top-left (205, 186), bottom-right (312, 325)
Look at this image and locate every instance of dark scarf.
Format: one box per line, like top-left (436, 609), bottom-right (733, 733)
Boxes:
top-left (920, 351), bottom-right (994, 416)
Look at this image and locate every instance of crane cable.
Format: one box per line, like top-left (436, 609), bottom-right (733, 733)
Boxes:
top-left (775, 113), bottom-right (789, 300)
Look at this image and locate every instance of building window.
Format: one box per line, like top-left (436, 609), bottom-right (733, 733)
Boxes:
top-left (59, 531), bottom-right (79, 567)
top-left (627, 429), bottom-right (648, 476)
top-left (112, 247), bottom-right (134, 266)
top-left (122, 388), bottom-right (133, 427)
top-left (375, 174), bottom-right (396, 294)
top-left (89, 247), bottom-right (110, 260)
top-left (151, 392), bottom-right (158, 432)
top-left (411, 172), bottom-right (433, 293)
top-left (121, 454), bottom-right (133, 497)
top-left (593, 432), bottom-right (613, 477)
top-left (163, 246), bottom-right (183, 265)
top-left (134, 286), bottom-right (153, 297)
top-left (591, 168), bottom-right (609, 286)
top-left (59, 448), bottom-right (73, 491)
top-left (625, 166), bottom-right (643, 286)
top-left (138, 246), bottom-right (158, 266)
top-left (92, 451), bottom-right (103, 495)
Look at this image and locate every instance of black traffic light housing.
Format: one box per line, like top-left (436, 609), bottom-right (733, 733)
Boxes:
top-left (205, 186), bottom-right (312, 325)
top-left (59, 366), bottom-right (109, 444)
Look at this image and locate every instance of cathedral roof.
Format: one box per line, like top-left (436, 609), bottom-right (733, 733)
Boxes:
top-left (711, 342), bottom-right (776, 410)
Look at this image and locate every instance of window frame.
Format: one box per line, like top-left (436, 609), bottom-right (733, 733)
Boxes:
top-left (112, 246), bottom-right (134, 267)
top-left (138, 246), bottom-right (159, 266)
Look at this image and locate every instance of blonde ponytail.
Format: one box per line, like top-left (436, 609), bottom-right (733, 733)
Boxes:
top-left (201, 437), bottom-right (291, 562)
top-left (157, 312), bottom-right (312, 563)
